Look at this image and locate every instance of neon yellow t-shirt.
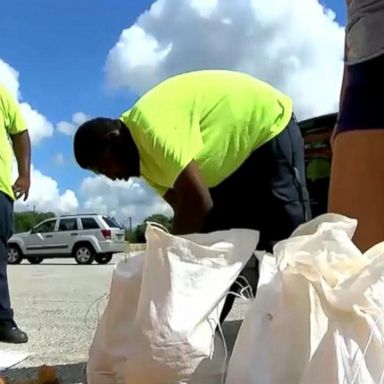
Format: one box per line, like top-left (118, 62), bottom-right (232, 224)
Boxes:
top-left (307, 158), bottom-right (331, 182)
top-left (121, 70), bottom-right (293, 196)
top-left (0, 84), bottom-right (27, 199)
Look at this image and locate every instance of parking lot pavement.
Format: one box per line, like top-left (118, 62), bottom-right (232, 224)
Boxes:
top-left (1, 255), bottom-right (249, 383)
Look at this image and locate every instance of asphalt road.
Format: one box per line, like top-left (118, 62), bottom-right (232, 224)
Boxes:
top-left (1, 255), bottom-right (250, 383)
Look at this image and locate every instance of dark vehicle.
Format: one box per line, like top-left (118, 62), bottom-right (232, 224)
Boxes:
top-left (299, 113), bottom-right (337, 217)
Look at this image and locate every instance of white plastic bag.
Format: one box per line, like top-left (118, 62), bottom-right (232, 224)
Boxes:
top-left (88, 224), bottom-right (259, 384)
top-left (226, 213), bottom-right (384, 384)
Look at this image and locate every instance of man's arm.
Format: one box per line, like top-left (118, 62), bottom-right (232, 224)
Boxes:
top-left (11, 130), bottom-right (31, 200)
top-left (164, 161), bottom-right (213, 235)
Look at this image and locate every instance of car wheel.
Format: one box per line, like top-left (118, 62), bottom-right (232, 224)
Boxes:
top-left (27, 257), bottom-right (43, 264)
top-left (8, 245), bottom-right (23, 264)
top-left (95, 254), bottom-right (113, 265)
top-left (73, 244), bottom-right (95, 265)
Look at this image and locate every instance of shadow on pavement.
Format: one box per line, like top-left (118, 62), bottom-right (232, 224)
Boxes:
top-left (2, 320), bottom-right (243, 384)
top-left (2, 362), bottom-right (87, 383)
top-left (222, 319), bottom-right (243, 353)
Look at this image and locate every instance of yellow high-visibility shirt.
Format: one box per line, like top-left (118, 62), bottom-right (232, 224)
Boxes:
top-left (0, 84), bottom-right (27, 199)
top-left (121, 70), bottom-right (293, 196)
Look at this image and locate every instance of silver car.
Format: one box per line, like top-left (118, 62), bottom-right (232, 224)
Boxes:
top-left (7, 214), bottom-right (126, 265)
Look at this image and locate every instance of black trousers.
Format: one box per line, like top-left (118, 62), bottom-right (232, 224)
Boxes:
top-left (337, 53), bottom-right (384, 132)
top-left (0, 191), bottom-right (14, 320)
top-left (202, 116), bottom-right (311, 322)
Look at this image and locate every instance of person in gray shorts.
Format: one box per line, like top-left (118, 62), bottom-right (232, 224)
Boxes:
top-left (329, 0), bottom-right (384, 251)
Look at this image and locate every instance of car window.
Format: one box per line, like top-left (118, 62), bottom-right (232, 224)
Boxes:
top-left (35, 219), bottom-right (56, 233)
top-left (81, 217), bottom-right (100, 229)
top-left (58, 218), bottom-right (78, 231)
top-left (102, 216), bottom-right (121, 228)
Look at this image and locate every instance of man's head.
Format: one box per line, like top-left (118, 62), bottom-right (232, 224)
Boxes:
top-left (73, 117), bottom-right (139, 181)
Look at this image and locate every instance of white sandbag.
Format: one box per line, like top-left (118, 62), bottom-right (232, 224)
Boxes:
top-left (88, 224), bottom-right (259, 384)
top-left (87, 251), bottom-right (145, 384)
top-left (226, 213), bottom-right (384, 384)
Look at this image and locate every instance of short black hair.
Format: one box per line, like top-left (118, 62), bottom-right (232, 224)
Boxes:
top-left (73, 117), bottom-right (119, 169)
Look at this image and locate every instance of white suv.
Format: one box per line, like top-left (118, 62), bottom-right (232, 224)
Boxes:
top-left (7, 214), bottom-right (126, 265)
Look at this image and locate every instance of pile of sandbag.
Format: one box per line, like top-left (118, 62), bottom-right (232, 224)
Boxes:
top-left (87, 225), bottom-right (259, 384)
top-left (88, 214), bottom-right (384, 384)
top-left (227, 213), bottom-right (384, 384)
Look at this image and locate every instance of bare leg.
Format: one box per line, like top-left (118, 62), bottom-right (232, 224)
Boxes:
top-left (329, 130), bottom-right (384, 251)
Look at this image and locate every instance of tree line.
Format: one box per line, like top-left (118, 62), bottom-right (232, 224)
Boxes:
top-left (13, 211), bottom-right (56, 233)
top-left (13, 211), bottom-right (173, 244)
top-left (125, 213), bottom-right (173, 243)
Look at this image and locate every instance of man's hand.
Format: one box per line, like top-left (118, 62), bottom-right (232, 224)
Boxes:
top-left (164, 161), bottom-right (213, 235)
top-left (13, 175), bottom-right (30, 200)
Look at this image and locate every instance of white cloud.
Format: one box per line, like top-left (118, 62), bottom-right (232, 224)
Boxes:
top-left (19, 103), bottom-right (54, 145)
top-left (54, 153), bottom-right (65, 166)
top-left (56, 121), bottom-right (76, 135)
top-left (72, 112), bottom-right (90, 126)
top-left (0, 59), bottom-right (54, 145)
top-left (0, 59), bottom-right (20, 100)
top-left (106, 25), bottom-right (172, 92)
top-left (57, 111), bottom-right (90, 136)
top-left (0, 58), bottom-right (78, 215)
top-left (14, 165), bottom-right (79, 214)
top-left (80, 176), bottom-right (172, 227)
top-left (190, 0), bottom-right (218, 18)
top-left (106, 0), bottom-right (344, 119)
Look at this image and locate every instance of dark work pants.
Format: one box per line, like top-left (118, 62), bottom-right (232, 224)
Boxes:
top-left (337, 53), bottom-right (384, 132)
top-left (202, 116), bottom-right (311, 322)
top-left (0, 191), bottom-right (14, 320)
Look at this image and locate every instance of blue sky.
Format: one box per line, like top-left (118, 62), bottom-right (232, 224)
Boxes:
top-left (0, 0), bottom-right (154, 194)
top-left (324, 0), bottom-right (345, 24)
top-left (0, 0), bottom-right (346, 220)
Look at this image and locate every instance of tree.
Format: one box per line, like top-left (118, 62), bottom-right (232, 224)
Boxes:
top-left (124, 228), bottom-right (138, 243)
top-left (13, 211), bottom-right (56, 233)
top-left (134, 214), bottom-right (173, 243)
